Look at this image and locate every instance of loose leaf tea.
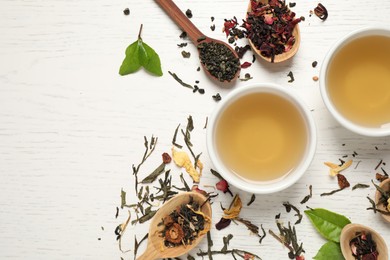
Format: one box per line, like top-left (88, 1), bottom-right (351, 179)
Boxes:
top-left (352, 183), bottom-right (370, 190)
top-left (313, 241), bottom-right (344, 260)
top-left (269, 222), bottom-right (305, 259)
top-left (349, 231), bottom-right (378, 259)
top-left (283, 202), bottom-right (303, 225)
top-left (300, 185), bottom-right (312, 204)
top-left (198, 41), bottom-right (240, 82)
top-left (245, 0), bottom-right (303, 62)
top-left (161, 196), bottom-right (210, 247)
top-left (119, 24), bottom-right (163, 76)
top-left (368, 180), bottom-right (390, 215)
top-left (140, 162), bottom-right (165, 184)
top-left (304, 208), bottom-right (351, 243)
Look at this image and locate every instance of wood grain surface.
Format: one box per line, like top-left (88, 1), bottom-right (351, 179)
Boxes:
top-left (0, 0), bottom-right (389, 259)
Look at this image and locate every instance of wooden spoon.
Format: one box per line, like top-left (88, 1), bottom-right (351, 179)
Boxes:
top-left (155, 0), bottom-right (240, 82)
top-left (246, 0), bottom-right (300, 63)
top-left (136, 192), bottom-right (212, 260)
top-left (340, 223), bottom-right (389, 260)
top-left (375, 178), bottom-right (390, 223)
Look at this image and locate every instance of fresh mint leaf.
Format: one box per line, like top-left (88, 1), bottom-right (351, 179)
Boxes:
top-left (119, 24), bottom-right (163, 77)
top-left (313, 241), bottom-right (344, 260)
top-left (304, 208), bottom-right (351, 243)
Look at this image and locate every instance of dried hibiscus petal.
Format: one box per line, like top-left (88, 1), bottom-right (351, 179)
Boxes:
top-left (337, 173), bottom-right (350, 189)
top-left (215, 217), bottom-right (232, 230)
top-left (241, 62), bottom-right (252, 68)
top-left (314, 3), bottom-right (328, 21)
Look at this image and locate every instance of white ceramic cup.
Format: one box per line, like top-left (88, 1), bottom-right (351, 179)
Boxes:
top-left (319, 27), bottom-right (390, 137)
top-left (206, 83), bottom-right (316, 194)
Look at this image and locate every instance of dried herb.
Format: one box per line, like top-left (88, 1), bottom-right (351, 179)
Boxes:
top-left (320, 187), bottom-right (346, 197)
top-left (152, 170), bottom-right (178, 203)
top-left (349, 231), bottom-right (378, 259)
top-left (212, 93), bottom-right (222, 101)
top-left (269, 221), bottom-right (304, 259)
top-left (119, 24), bottom-right (163, 76)
top-left (172, 124), bottom-right (183, 149)
top-left (115, 206), bottom-right (119, 219)
top-left (352, 183), bottom-right (370, 190)
top-left (287, 71), bottom-right (295, 83)
top-left (210, 24), bottom-right (216, 31)
top-left (168, 71), bottom-right (193, 89)
top-left (115, 210), bottom-right (132, 252)
top-left (198, 41), bottom-right (240, 82)
top-left (121, 189), bottom-right (131, 209)
top-left (337, 174), bottom-right (350, 189)
top-left (300, 185), bottom-right (312, 204)
top-left (180, 31), bottom-right (187, 39)
top-left (283, 202), bottom-right (303, 224)
top-left (185, 9), bottom-right (193, 18)
top-left (161, 196), bottom-right (210, 248)
top-left (123, 8), bottom-right (130, 15)
top-left (177, 42), bottom-right (188, 48)
top-left (134, 233), bottom-right (148, 260)
top-left (368, 180), bottom-right (390, 215)
top-left (314, 3), bottom-right (328, 21)
top-left (312, 61), bottom-right (318, 68)
top-left (140, 163), bottom-right (165, 184)
top-left (203, 117), bottom-right (208, 129)
top-left (197, 234), bottom-right (262, 259)
top-left (247, 194), bottom-right (256, 206)
top-left (245, 0), bottom-right (303, 62)
top-left (240, 73), bottom-right (253, 81)
top-left (181, 50), bottom-right (191, 58)
top-left (215, 218), bottom-right (232, 230)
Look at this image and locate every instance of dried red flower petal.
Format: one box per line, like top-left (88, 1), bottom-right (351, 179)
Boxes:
top-left (215, 217), bottom-right (232, 230)
top-left (314, 3), bottom-right (328, 21)
top-left (223, 18), bottom-right (238, 37)
top-left (162, 152), bottom-right (171, 164)
top-left (216, 179), bottom-right (230, 192)
top-left (241, 62), bottom-right (252, 69)
top-left (337, 173), bottom-right (350, 189)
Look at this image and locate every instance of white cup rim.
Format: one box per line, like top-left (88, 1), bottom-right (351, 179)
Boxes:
top-left (319, 26), bottom-right (390, 137)
top-left (206, 83), bottom-right (317, 194)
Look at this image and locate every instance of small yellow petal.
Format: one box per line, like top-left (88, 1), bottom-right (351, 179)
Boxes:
top-left (172, 147), bottom-right (201, 182)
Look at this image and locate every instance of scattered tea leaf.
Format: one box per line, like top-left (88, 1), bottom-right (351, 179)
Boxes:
top-left (181, 50), bottom-right (191, 58)
top-left (134, 233), bottom-right (148, 260)
top-left (140, 163), bottom-right (165, 183)
top-left (168, 71), bottom-right (193, 89)
top-left (320, 188), bottom-right (346, 197)
top-left (304, 208), bottom-right (351, 242)
top-left (352, 183), bottom-right (370, 190)
top-left (123, 8), bottom-right (130, 15)
top-left (287, 71), bottom-right (295, 83)
top-left (283, 202), bottom-right (303, 224)
top-left (313, 241), bottom-right (344, 260)
top-left (247, 194), bottom-right (256, 206)
top-left (300, 185), bottom-right (312, 204)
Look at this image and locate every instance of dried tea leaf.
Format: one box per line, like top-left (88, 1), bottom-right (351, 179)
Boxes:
top-left (118, 210), bottom-right (131, 253)
top-left (140, 163), bottom-right (165, 183)
top-left (352, 183), bottom-right (370, 190)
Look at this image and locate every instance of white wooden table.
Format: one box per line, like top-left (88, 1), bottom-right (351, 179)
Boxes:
top-left (1, 0), bottom-right (389, 259)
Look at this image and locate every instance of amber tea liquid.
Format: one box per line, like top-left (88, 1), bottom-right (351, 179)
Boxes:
top-left (215, 92), bottom-right (308, 183)
top-left (327, 35), bottom-right (390, 127)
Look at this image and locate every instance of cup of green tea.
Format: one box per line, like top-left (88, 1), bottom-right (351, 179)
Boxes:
top-left (207, 83), bottom-right (316, 194)
top-left (320, 27), bottom-right (390, 136)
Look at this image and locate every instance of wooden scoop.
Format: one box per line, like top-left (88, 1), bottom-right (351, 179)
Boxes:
top-left (247, 0), bottom-right (300, 63)
top-left (375, 178), bottom-right (390, 223)
top-left (136, 192), bottom-right (212, 260)
top-left (155, 0), bottom-right (240, 82)
top-left (340, 223), bottom-right (389, 260)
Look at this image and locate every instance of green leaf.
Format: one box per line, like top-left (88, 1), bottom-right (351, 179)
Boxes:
top-left (305, 208), bottom-right (351, 242)
top-left (313, 241), bottom-right (344, 260)
top-left (119, 41), bottom-right (141, 75)
top-left (119, 26), bottom-right (163, 77)
top-left (140, 163), bottom-right (165, 184)
top-left (142, 42), bottom-right (163, 76)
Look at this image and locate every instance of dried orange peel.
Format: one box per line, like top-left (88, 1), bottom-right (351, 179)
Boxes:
top-left (223, 195), bottom-right (242, 219)
top-left (172, 147), bottom-right (202, 182)
top-left (324, 160), bottom-right (353, 177)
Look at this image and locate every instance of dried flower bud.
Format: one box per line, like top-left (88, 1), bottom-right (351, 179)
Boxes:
top-left (216, 179), bottom-right (230, 193)
top-left (162, 152), bottom-right (172, 164)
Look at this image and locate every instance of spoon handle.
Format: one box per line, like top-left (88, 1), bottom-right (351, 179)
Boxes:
top-left (136, 245), bottom-right (160, 260)
top-left (155, 0), bottom-right (204, 43)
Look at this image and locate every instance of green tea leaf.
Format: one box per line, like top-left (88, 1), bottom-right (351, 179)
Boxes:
top-left (140, 163), bottom-right (165, 184)
top-left (304, 208), bottom-right (351, 242)
top-left (119, 24), bottom-right (163, 77)
top-left (313, 241), bottom-right (344, 260)
top-left (143, 42), bottom-right (163, 76)
top-left (119, 41), bottom-right (141, 75)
